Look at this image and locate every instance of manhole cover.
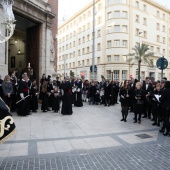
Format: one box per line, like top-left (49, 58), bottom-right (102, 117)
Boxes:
top-left (136, 134), bottom-right (153, 139)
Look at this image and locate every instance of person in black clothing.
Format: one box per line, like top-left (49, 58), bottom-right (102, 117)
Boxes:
top-left (133, 82), bottom-right (145, 124)
top-left (114, 81), bottom-right (120, 104)
top-left (89, 82), bottom-right (97, 105)
top-left (151, 83), bottom-right (161, 126)
top-left (159, 81), bottom-right (170, 136)
top-left (104, 81), bottom-right (111, 106)
top-left (41, 81), bottom-right (49, 112)
top-left (40, 74), bottom-right (47, 91)
top-left (17, 74), bottom-right (30, 116)
top-left (110, 81), bottom-right (116, 105)
top-left (74, 78), bottom-right (83, 107)
top-left (0, 75), bottom-right (4, 99)
top-left (142, 78), bottom-right (154, 119)
top-left (30, 80), bottom-right (38, 112)
top-left (119, 80), bottom-right (131, 122)
top-left (56, 77), bottom-right (61, 88)
top-left (61, 77), bottom-right (73, 115)
top-left (52, 87), bottom-right (61, 113)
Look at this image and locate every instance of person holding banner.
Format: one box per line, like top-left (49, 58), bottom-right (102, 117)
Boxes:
top-left (17, 74), bottom-right (30, 116)
top-left (0, 97), bottom-right (16, 144)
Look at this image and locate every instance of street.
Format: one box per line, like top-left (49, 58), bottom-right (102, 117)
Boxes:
top-left (0, 103), bottom-right (170, 170)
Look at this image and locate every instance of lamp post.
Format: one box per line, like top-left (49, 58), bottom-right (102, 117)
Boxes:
top-left (0, 0), bottom-right (15, 44)
top-left (138, 31), bottom-right (142, 81)
top-left (92, 0), bottom-right (95, 79)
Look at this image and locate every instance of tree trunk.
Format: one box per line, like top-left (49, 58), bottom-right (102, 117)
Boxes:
top-left (138, 59), bottom-right (141, 81)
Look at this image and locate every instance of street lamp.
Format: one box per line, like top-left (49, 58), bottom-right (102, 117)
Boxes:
top-left (0, 0), bottom-right (15, 44)
top-left (92, 0), bottom-right (95, 79)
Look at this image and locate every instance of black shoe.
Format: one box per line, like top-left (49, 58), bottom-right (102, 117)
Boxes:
top-left (163, 132), bottom-right (169, 136)
top-left (43, 110), bottom-right (47, 112)
top-left (152, 122), bottom-right (157, 126)
top-left (32, 110), bottom-right (37, 113)
top-left (138, 120), bottom-right (141, 124)
top-left (157, 123), bottom-right (160, 127)
top-left (48, 109), bottom-right (51, 111)
top-left (148, 116), bottom-right (151, 119)
top-left (105, 104), bottom-right (107, 106)
top-left (108, 105), bottom-right (110, 107)
top-left (142, 116), bottom-right (147, 118)
top-left (120, 119), bottom-right (124, 121)
top-left (134, 121), bottom-right (137, 123)
top-left (124, 120), bottom-right (127, 122)
top-left (159, 129), bottom-right (164, 133)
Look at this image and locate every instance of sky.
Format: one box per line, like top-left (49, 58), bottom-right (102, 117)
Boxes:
top-left (58, 0), bottom-right (170, 25)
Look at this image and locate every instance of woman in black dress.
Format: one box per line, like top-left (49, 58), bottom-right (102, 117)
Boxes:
top-left (30, 80), bottom-right (38, 112)
top-left (133, 82), bottom-right (145, 124)
top-left (52, 87), bottom-right (61, 113)
top-left (119, 80), bottom-right (131, 122)
top-left (41, 81), bottom-right (49, 112)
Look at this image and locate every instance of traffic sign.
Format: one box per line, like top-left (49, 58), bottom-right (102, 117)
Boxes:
top-left (156, 56), bottom-right (168, 70)
top-left (90, 65), bottom-right (97, 72)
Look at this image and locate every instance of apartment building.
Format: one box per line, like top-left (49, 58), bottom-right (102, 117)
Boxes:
top-left (57, 0), bottom-right (170, 81)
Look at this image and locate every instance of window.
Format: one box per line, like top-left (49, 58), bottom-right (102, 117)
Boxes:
top-left (122, 55), bottom-right (127, 62)
top-left (78, 38), bottom-right (81, 44)
top-left (114, 25), bottom-right (120, 32)
top-left (87, 47), bottom-right (90, 53)
top-left (79, 27), bottom-right (81, 33)
top-left (163, 25), bottom-right (165, 32)
top-left (122, 70), bottom-right (127, 80)
top-left (107, 0), bottom-right (112, 5)
top-left (107, 26), bottom-right (112, 33)
top-left (150, 46), bottom-right (154, 52)
top-left (157, 11), bottom-right (160, 17)
top-left (122, 11), bottom-right (127, 18)
top-left (114, 11), bottom-right (120, 18)
top-left (70, 43), bottom-right (72, 48)
top-left (136, 28), bottom-right (139, 35)
top-left (82, 48), bottom-right (85, 54)
top-left (98, 29), bottom-right (101, 37)
top-left (157, 23), bottom-right (160, 30)
top-left (87, 59), bottom-right (89, 65)
top-left (97, 16), bottom-right (102, 24)
top-left (107, 12), bottom-right (112, 19)
top-left (163, 13), bottom-right (165, 20)
top-left (87, 34), bottom-right (90, 41)
top-left (157, 35), bottom-right (160, 42)
top-left (73, 41), bottom-right (75, 47)
top-left (78, 50), bottom-right (81, 56)
top-left (88, 10), bottom-right (91, 17)
top-left (73, 62), bottom-right (75, 67)
top-left (157, 47), bottom-right (160, 53)
top-left (98, 3), bottom-right (102, 10)
top-left (143, 4), bottom-right (147, 11)
top-left (107, 70), bottom-right (111, 80)
top-left (114, 55), bottom-right (119, 62)
top-left (122, 25), bottom-right (127, 32)
top-left (144, 31), bottom-right (147, 38)
top-left (114, 70), bottom-right (119, 80)
top-left (122, 40), bottom-right (127, 47)
top-left (97, 43), bottom-right (101, 50)
top-left (107, 55), bottom-right (111, 62)
top-left (163, 49), bottom-right (165, 54)
top-left (136, 15), bottom-right (139, 22)
top-left (163, 37), bottom-right (165, 43)
top-left (143, 18), bottom-right (147, 25)
top-left (83, 37), bottom-right (85, 43)
top-left (107, 40), bottom-right (112, 48)
top-left (135, 1), bottom-right (139, 8)
top-left (122, 0), bottom-right (126, 4)
top-left (114, 40), bottom-right (120, 47)
top-left (115, 0), bottom-right (120, 3)
top-left (97, 57), bottom-right (100, 64)
top-left (87, 22), bottom-right (90, 29)
top-left (69, 63), bottom-right (71, 68)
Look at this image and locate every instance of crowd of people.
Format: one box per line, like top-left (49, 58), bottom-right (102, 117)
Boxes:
top-left (0, 71), bottom-right (170, 136)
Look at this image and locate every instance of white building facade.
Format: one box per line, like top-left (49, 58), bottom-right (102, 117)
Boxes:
top-left (57, 0), bottom-right (170, 81)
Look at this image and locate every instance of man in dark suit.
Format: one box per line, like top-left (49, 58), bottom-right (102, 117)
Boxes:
top-left (142, 78), bottom-right (154, 119)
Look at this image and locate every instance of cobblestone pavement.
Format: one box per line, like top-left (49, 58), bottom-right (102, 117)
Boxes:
top-left (0, 103), bottom-right (170, 170)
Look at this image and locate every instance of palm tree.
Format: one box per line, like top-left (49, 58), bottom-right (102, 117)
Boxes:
top-left (128, 43), bottom-right (154, 81)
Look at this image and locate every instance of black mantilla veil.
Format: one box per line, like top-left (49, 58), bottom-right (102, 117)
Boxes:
top-left (0, 97), bottom-right (16, 144)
